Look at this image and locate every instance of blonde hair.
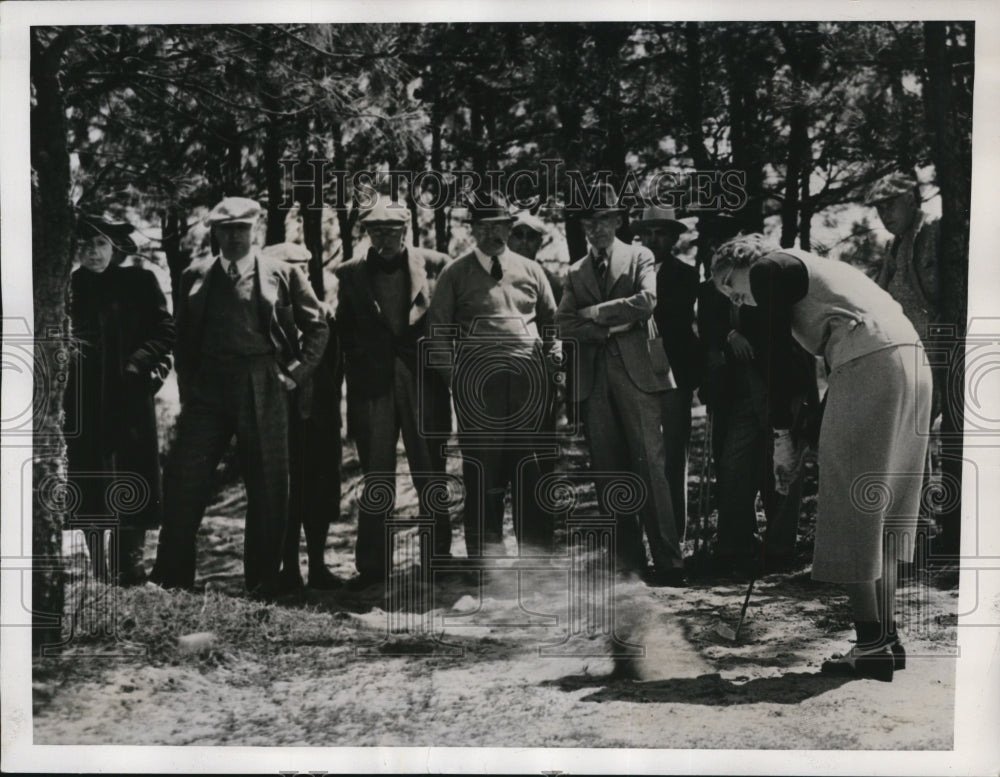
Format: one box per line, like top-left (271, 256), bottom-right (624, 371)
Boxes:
top-left (710, 232), bottom-right (776, 278)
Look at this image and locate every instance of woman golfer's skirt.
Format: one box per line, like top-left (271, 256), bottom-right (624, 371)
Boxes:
top-left (812, 344), bottom-right (934, 583)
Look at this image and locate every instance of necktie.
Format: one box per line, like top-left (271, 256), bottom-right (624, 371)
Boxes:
top-left (227, 261), bottom-right (239, 282)
top-left (490, 255), bottom-right (503, 281)
top-left (595, 252), bottom-right (608, 280)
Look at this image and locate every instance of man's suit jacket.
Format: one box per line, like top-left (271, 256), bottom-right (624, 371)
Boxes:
top-left (336, 246), bottom-right (451, 433)
top-left (875, 210), bottom-right (941, 321)
top-left (653, 256), bottom-right (702, 393)
top-left (174, 253), bottom-right (329, 403)
top-left (556, 238), bottom-right (672, 402)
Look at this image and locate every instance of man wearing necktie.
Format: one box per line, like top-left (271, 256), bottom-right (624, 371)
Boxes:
top-left (335, 194), bottom-right (453, 589)
top-left (426, 191), bottom-right (560, 558)
top-left (556, 183), bottom-right (687, 587)
top-left (151, 197), bottom-right (328, 599)
top-left (633, 204), bottom-right (702, 553)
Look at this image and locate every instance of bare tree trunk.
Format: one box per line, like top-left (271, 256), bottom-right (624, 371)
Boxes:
top-left (923, 21), bottom-right (972, 555)
top-left (430, 78), bottom-right (449, 253)
top-left (798, 165), bottom-right (813, 252)
top-left (30, 29), bottom-right (74, 654)
top-left (258, 31), bottom-right (287, 246)
top-left (724, 28), bottom-right (766, 234)
top-left (331, 123), bottom-right (354, 264)
top-left (684, 22), bottom-right (716, 273)
top-left (780, 106), bottom-right (808, 248)
top-left (263, 117), bottom-right (286, 246)
top-left (161, 205), bottom-right (189, 312)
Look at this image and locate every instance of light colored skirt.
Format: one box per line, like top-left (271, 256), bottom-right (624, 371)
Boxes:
top-left (812, 344), bottom-right (933, 583)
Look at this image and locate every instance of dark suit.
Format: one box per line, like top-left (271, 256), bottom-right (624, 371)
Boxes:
top-left (652, 257), bottom-right (702, 544)
top-left (556, 238), bottom-right (683, 574)
top-left (336, 246), bottom-right (453, 577)
top-left (697, 281), bottom-right (814, 565)
top-left (152, 253), bottom-right (328, 593)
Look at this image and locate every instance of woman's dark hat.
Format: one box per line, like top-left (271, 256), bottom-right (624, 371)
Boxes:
top-left (698, 212), bottom-right (743, 242)
top-left (76, 215), bottom-right (137, 254)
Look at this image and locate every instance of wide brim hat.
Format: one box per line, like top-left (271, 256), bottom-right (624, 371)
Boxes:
top-left (76, 215), bottom-right (137, 254)
top-left (511, 211), bottom-right (548, 235)
top-left (465, 190), bottom-right (515, 223)
top-left (630, 204), bottom-right (688, 233)
top-left (206, 196), bottom-right (262, 225)
top-left (864, 172), bottom-right (918, 206)
top-left (572, 182), bottom-right (627, 218)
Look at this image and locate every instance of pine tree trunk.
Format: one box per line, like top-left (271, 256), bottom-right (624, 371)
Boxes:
top-left (923, 21), bottom-right (971, 553)
top-left (161, 205), bottom-right (189, 312)
top-left (780, 106), bottom-right (808, 248)
top-left (30, 29), bottom-right (74, 654)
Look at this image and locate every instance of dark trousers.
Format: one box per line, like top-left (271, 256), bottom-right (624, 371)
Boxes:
top-left (281, 410), bottom-right (341, 578)
top-left (351, 358), bottom-right (451, 578)
top-left (931, 357), bottom-right (963, 556)
top-left (456, 364), bottom-right (554, 557)
top-left (661, 388), bottom-right (692, 543)
top-left (584, 349), bottom-right (683, 573)
top-left (152, 357), bottom-right (290, 592)
top-left (714, 395), bottom-right (802, 560)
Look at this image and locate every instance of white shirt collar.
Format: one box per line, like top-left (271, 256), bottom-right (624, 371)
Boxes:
top-left (473, 245), bottom-right (509, 274)
top-left (219, 253), bottom-right (254, 277)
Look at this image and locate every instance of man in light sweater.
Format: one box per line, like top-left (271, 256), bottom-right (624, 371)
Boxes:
top-left (426, 191), bottom-right (560, 558)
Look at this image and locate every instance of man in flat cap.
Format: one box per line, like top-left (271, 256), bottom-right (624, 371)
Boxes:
top-left (151, 197), bottom-right (329, 598)
top-left (556, 183), bottom-right (686, 587)
top-left (261, 242), bottom-right (345, 592)
top-left (865, 171), bottom-right (961, 556)
top-left (632, 204), bottom-right (700, 553)
top-left (427, 190), bottom-right (559, 559)
top-left (335, 194), bottom-right (453, 588)
top-left (865, 172), bottom-right (941, 341)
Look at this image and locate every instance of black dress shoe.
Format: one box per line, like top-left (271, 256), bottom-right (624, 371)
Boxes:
top-left (821, 643), bottom-right (895, 682)
top-left (642, 568), bottom-right (689, 588)
top-left (890, 639), bottom-right (906, 671)
top-left (276, 570), bottom-right (306, 593)
top-left (307, 566), bottom-right (343, 590)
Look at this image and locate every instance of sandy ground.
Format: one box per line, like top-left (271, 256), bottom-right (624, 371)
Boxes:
top-left (32, 382), bottom-right (959, 749)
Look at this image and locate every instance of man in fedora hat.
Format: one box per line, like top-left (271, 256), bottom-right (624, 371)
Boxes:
top-left (632, 203), bottom-right (701, 552)
top-left (335, 194), bottom-right (453, 588)
top-left (151, 197), bottom-right (328, 599)
top-left (261, 242), bottom-right (345, 592)
top-left (427, 190), bottom-right (560, 558)
top-left (556, 183), bottom-right (686, 586)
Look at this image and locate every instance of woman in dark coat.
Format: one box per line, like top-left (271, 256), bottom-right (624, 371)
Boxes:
top-left (711, 233), bottom-right (932, 682)
top-left (66, 216), bottom-right (175, 585)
